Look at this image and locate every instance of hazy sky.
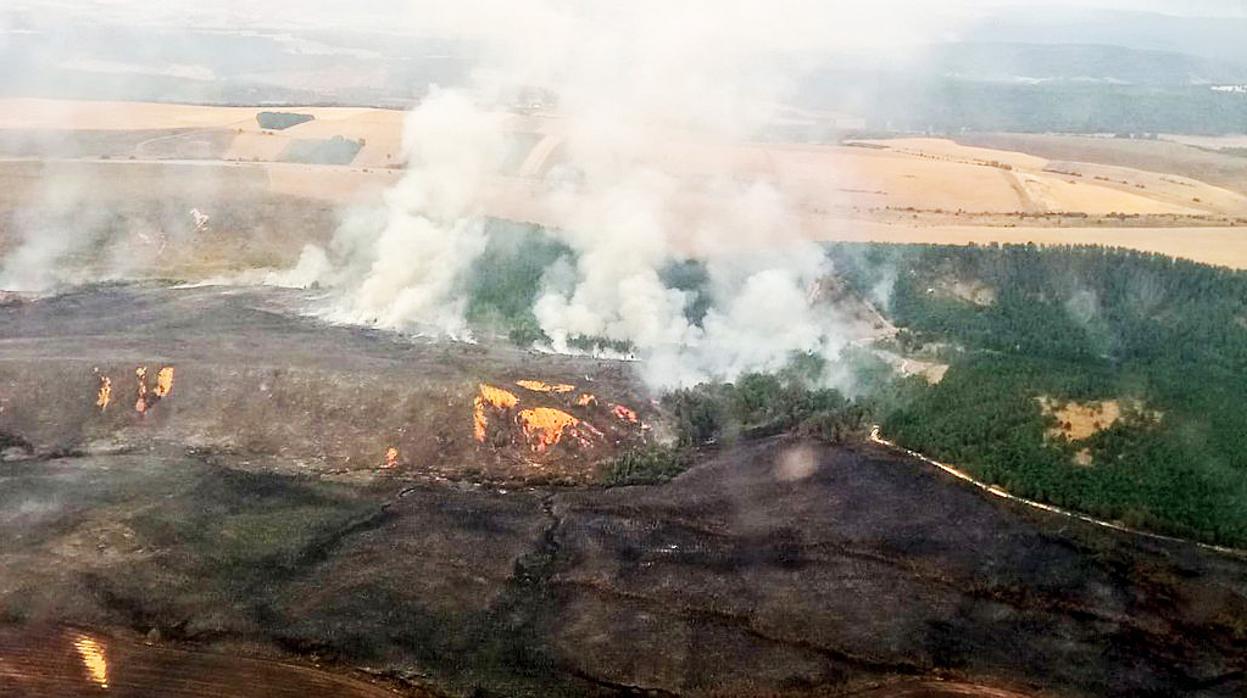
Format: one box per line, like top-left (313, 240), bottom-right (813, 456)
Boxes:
top-left (9, 0), bottom-right (1247, 35)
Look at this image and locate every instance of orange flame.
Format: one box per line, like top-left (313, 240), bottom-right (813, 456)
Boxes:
top-left (611, 404), bottom-right (639, 423)
top-left (479, 384), bottom-right (519, 409)
top-left (384, 447), bottom-right (399, 469)
top-left (517, 379), bottom-right (576, 394)
top-left (517, 407), bottom-right (581, 453)
top-left (473, 398), bottom-right (487, 442)
top-left (72, 633), bottom-right (109, 689)
top-left (96, 375), bottom-right (112, 411)
top-left (135, 366), bottom-right (149, 413)
top-left (575, 393), bottom-right (598, 407)
top-left (154, 366), bottom-right (175, 398)
top-left (474, 384), bottom-right (520, 442)
top-left (134, 365), bottom-right (175, 414)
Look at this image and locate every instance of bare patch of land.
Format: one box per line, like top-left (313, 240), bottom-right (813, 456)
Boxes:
top-left (1038, 397), bottom-right (1125, 441)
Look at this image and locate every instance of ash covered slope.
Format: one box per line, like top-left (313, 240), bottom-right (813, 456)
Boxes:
top-left (0, 283), bottom-right (651, 484)
top-left (2, 438), bottom-right (1244, 696)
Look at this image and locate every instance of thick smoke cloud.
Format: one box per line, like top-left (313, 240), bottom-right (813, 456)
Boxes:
top-left (297, 1), bottom-right (913, 387)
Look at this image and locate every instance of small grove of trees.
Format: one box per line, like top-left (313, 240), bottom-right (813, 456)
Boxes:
top-left (603, 371), bottom-right (872, 486)
top-left (257, 111), bottom-right (315, 130)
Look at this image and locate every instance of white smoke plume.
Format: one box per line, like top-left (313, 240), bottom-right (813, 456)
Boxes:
top-left (293, 1), bottom-right (935, 387)
top-left (306, 90), bottom-right (506, 338)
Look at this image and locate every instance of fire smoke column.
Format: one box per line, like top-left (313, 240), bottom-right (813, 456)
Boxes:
top-left (316, 90), bottom-right (509, 337)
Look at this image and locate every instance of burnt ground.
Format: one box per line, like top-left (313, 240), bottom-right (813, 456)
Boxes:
top-left (0, 285), bottom-right (1245, 697)
top-left (0, 283), bottom-right (653, 484)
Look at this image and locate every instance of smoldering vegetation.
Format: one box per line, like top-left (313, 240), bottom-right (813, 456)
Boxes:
top-left (0, 159), bottom-right (340, 291)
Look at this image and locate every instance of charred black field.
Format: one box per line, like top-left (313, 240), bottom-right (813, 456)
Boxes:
top-left (1, 283), bottom-right (1245, 697)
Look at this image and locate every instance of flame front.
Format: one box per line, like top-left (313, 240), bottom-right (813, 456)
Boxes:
top-left (384, 447), bottom-right (399, 468)
top-left (517, 407), bottom-right (581, 453)
top-left (154, 367), bottom-right (175, 398)
top-left (72, 633), bottom-right (109, 689)
top-left (611, 404), bottom-right (639, 423)
top-left (96, 375), bottom-right (112, 411)
top-left (478, 384), bottom-right (519, 409)
top-left (517, 380), bottom-right (576, 394)
top-left (133, 365), bottom-right (175, 414)
top-left (474, 384), bottom-right (520, 443)
top-left (575, 393), bottom-right (597, 407)
top-left (134, 367), bottom-right (149, 413)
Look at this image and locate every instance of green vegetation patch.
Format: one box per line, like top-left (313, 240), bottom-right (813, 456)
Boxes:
top-left (830, 242), bottom-right (1247, 546)
top-left (257, 111), bottom-right (315, 130)
top-left (602, 445), bottom-right (690, 486)
top-left (282, 135), bottom-right (364, 165)
top-left (605, 366), bottom-right (875, 487)
top-left (462, 220), bottom-right (572, 345)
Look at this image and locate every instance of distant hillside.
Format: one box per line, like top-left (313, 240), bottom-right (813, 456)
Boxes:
top-left (961, 8), bottom-right (1247, 66)
top-left (923, 42), bottom-right (1247, 87)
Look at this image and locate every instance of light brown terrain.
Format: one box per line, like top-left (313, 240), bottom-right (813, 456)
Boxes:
top-left (3, 98), bottom-right (1247, 275)
top-left (1037, 397), bottom-right (1125, 441)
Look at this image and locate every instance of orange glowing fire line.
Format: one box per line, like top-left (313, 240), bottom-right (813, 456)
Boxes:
top-left (134, 365), bottom-right (175, 414)
top-left (154, 366), bottom-right (175, 398)
top-left (383, 447), bottom-right (399, 469)
top-left (517, 407), bottom-right (590, 453)
top-left (72, 633), bottom-right (109, 689)
top-left (135, 366), bottom-right (149, 413)
top-left (474, 384), bottom-right (520, 443)
top-left (96, 375), bottom-right (112, 411)
top-left (516, 380), bottom-right (576, 394)
top-left (575, 393), bottom-right (597, 407)
top-left (611, 404), bottom-right (639, 424)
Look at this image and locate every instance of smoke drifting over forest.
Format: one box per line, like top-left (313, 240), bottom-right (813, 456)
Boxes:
top-left (292, 2), bottom-right (946, 388)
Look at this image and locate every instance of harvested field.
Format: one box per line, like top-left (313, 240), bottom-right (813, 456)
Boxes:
top-left (812, 218), bottom-right (1247, 270)
top-left (5, 100), bottom-right (1247, 273)
top-left (955, 133), bottom-right (1247, 199)
top-left (859, 137), bottom-right (1247, 216)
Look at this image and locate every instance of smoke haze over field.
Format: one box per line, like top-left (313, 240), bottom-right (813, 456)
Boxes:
top-left (292, 1), bottom-right (920, 388)
top-left (7, 0), bottom-right (1247, 385)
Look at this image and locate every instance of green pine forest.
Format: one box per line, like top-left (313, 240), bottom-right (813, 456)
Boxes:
top-left (829, 242), bottom-right (1247, 548)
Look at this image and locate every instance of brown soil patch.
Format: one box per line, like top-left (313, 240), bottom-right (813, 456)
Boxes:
top-left (1037, 397), bottom-right (1123, 441)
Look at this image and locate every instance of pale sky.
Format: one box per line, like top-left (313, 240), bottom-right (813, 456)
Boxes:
top-left (9, 0), bottom-right (1247, 35)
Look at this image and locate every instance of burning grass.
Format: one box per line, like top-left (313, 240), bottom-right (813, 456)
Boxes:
top-left (131, 365), bottom-right (176, 415)
top-left (516, 380), bottom-right (576, 394)
top-left (517, 407), bottom-right (596, 453)
top-left (94, 372), bottom-right (112, 411)
top-left (473, 380), bottom-right (641, 461)
top-left (473, 383), bottom-right (521, 443)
